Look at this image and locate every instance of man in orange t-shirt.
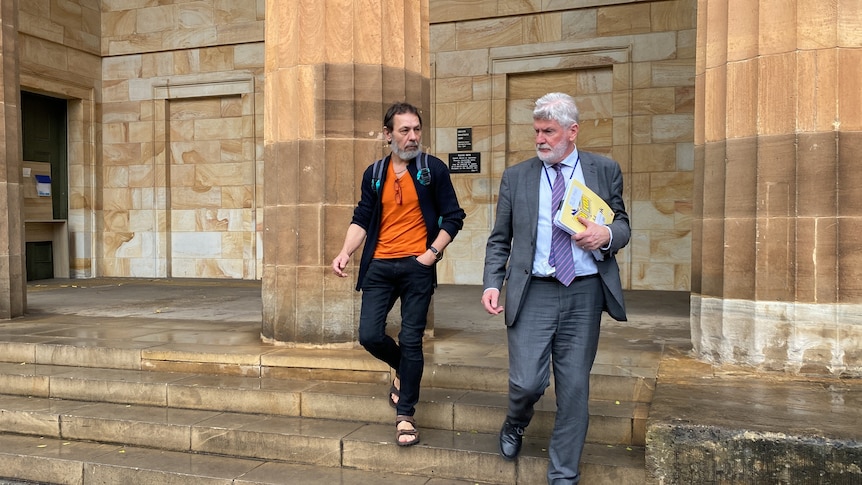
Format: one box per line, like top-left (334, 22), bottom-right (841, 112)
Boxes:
top-left (332, 102), bottom-right (465, 447)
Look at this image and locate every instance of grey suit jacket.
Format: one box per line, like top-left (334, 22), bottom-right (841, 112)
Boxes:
top-left (483, 151), bottom-right (630, 326)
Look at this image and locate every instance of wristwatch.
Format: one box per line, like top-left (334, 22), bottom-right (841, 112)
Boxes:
top-left (428, 245), bottom-right (443, 261)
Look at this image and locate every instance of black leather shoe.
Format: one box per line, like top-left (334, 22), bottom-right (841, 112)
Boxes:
top-left (499, 420), bottom-right (524, 460)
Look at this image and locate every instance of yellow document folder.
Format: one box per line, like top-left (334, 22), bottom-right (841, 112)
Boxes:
top-left (553, 179), bottom-right (614, 234)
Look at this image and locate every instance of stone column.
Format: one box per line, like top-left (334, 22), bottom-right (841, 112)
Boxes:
top-left (261, 1), bottom-right (430, 344)
top-left (691, 0), bottom-right (862, 374)
top-left (0, 0), bottom-right (26, 319)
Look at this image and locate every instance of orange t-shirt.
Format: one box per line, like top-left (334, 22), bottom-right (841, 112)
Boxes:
top-left (373, 164), bottom-right (428, 259)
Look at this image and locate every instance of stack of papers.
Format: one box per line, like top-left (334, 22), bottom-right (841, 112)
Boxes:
top-left (553, 179), bottom-right (614, 235)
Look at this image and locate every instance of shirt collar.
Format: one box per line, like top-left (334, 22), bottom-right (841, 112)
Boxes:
top-left (542, 148), bottom-right (579, 171)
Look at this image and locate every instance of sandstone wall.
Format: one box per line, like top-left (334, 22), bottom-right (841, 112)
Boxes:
top-left (430, 0), bottom-right (696, 290)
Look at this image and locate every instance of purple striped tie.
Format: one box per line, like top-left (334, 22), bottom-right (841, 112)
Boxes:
top-left (550, 164), bottom-right (576, 286)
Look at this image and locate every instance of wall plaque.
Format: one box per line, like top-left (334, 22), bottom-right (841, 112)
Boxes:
top-left (448, 152), bottom-right (480, 174)
top-left (456, 128), bottom-right (472, 151)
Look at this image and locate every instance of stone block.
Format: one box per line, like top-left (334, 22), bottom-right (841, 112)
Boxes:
top-left (631, 200), bottom-right (674, 232)
top-left (597, 4), bottom-right (651, 36)
top-left (632, 143), bottom-right (677, 172)
top-left (35, 342), bottom-right (143, 370)
top-left (723, 137), bottom-right (757, 218)
top-left (430, 0), bottom-right (497, 24)
top-left (797, 49), bottom-right (838, 133)
top-left (192, 413), bottom-right (351, 466)
top-left (838, 132), bottom-right (862, 216)
top-left (724, 0), bottom-right (755, 62)
top-left (652, 113), bottom-right (694, 143)
top-left (648, 413), bottom-right (862, 484)
top-left (632, 32), bottom-right (678, 63)
top-left (562, 9), bottom-right (598, 41)
top-left (49, 368), bottom-right (173, 406)
top-left (0, 396), bottom-right (65, 437)
top-left (423, 360), bottom-right (509, 393)
top-left (581, 443), bottom-right (647, 483)
top-left (720, 218), bottom-right (756, 300)
top-left (0, 341), bottom-right (37, 365)
top-left (758, 0), bottom-right (797, 55)
top-left (85, 443), bottom-right (259, 484)
top-left (168, 374), bottom-right (304, 416)
top-left (0, 364), bottom-right (50, 397)
top-left (63, 402), bottom-right (213, 451)
top-left (796, 217), bottom-right (838, 302)
top-left (0, 435), bottom-right (106, 485)
top-left (525, 11), bottom-right (562, 44)
top-left (838, 216), bottom-right (862, 300)
top-left (758, 53), bottom-right (798, 135)
top-left (631, 262), bottom-right (676, 290)
top-left (343, 423), bottom-right (517, 484)
top-left (245, 460), bottom-right (435, 483)
top-left (435, 49), bottom-right (489, 78)
top-left (701, 140), bottom-right (726, 217)
top-left (456, 17), bottom-right (523, 50)
top-left (633, 87), bottom-right (676, 115)
top-left (651, 0), bottom-right (696, 32)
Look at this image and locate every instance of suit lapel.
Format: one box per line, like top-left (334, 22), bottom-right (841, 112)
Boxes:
top-left (524, 158), bottom-right (542, 234)
top-left (580, 151), bottom-right (600, 192)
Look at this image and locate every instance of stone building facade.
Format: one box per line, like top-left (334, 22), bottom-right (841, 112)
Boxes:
top-left (29, 0), bottom-right (265, 281)
top-left (429, 1), bottom-right (695, 290)
top-left (0, 0), bottom-right (860, 374)
top-left (9, 0), bottom-right (695, 287)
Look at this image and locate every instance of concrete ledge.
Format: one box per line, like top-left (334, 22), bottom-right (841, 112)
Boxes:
top-left (647, 422), bottom-right (862, 484)
top-left (646, 354), bottom-right (862, 484)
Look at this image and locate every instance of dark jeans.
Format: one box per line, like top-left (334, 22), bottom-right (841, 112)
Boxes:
top-left (358, 256), bottom-right (435, 417)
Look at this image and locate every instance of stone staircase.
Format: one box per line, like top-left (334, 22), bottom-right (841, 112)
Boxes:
top-left (0, 342), bottom-right (650, 484)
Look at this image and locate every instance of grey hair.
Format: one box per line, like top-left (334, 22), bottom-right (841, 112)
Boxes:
top-left (533, 92), bottom-right (580, 128)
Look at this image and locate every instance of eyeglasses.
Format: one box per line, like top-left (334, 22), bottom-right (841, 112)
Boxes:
top-left (394, 178), bottom-right (402, 205)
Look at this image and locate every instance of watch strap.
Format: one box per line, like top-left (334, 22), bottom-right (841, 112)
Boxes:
top-left (428, 245), bottom-right (443, 261)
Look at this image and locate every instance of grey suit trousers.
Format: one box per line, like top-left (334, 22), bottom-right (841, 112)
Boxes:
top-left (506, 275), bottom-right (604, 485)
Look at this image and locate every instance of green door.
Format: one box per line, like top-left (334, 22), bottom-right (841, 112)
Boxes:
top-left (25, 241), bottom-right (54, 281)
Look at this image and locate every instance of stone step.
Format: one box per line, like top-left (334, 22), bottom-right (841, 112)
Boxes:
top-left (0, 340), bottom-right (656, 404)
top-left (0, 434), bottom-right (483, 485)
top-left (0, 398), bottom-right (645, 485)
top-left (0, 362), bottom-right (647, 446)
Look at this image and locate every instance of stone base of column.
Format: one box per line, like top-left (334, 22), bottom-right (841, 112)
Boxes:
top-left (691, 295), bottom-right (862, 376)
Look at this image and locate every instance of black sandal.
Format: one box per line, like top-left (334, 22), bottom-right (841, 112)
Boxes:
top-left (395, 415), bottom-right (420, 447)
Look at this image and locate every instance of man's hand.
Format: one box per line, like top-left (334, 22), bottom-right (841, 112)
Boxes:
top-left (415, 250), bottom-right (437, 267)
top-left (573, 217), bottom-right (610, 251)
top-left (332, 253), bottom-right (351, 277)
top-left (482, 288), bottom-right (504, 315)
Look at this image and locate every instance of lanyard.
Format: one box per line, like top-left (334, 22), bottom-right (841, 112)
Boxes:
top-left (543, 156), bottom-right (580, 191)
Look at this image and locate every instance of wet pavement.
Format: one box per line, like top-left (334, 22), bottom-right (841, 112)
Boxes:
top-left (26, 278), bottom-right (263, 323)
top-left (21, 279), bottom-right (693, 392)
top-left (22, 278), bottom-right (694, 369)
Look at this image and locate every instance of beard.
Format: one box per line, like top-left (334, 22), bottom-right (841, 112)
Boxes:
top-left (392, 143), bottom-right (421, 161)
top-left (536, 139), bottom-right (569, 164)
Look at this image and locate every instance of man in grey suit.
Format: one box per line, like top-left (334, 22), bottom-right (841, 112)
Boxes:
top-left (481, 92), bottom-right (630, 484)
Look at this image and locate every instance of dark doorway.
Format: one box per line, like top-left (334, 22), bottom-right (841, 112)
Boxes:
top-left (21, 91), bottom-right (69, 281)
top-left (21, 91), bottom-right (68, 220)
top-left (25, 241), bottom-right (54, 280)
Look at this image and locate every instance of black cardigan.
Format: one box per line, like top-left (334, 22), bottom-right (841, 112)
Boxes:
top-left (350, 153), bottom-right (466, 290)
